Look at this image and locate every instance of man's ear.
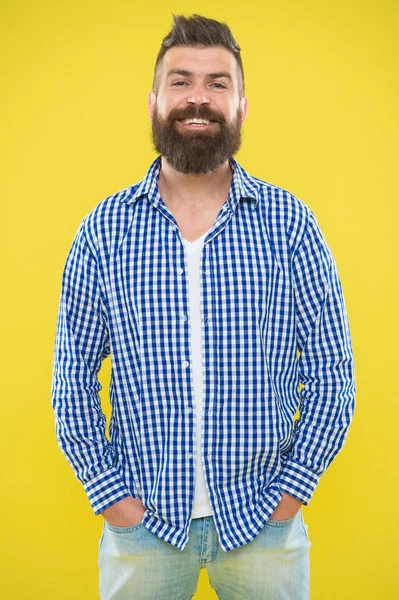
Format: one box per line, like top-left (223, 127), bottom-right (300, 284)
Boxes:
top-left (148, 91), bottom-right (156, 119)
top-left (240, 96), bottom-right (248, 127)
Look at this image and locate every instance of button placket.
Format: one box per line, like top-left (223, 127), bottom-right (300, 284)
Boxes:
top-left (176, 238), bottom-right (197, 432)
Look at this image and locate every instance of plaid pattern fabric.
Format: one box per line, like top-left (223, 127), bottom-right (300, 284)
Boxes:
top-left (51, 155), bottom-right (356, 552)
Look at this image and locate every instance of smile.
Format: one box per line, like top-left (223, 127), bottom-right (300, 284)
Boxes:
top-left (177, 118), bottom-right (218, 128)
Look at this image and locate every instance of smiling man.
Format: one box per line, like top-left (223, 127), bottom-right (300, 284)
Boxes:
top-left (51, 13), bottom-right (356, 600)
top-left (150, 44), bottom-right (246, 177)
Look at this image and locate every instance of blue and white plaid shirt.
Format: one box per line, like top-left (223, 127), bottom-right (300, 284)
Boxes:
top-left (51, 155), bottom-right (356, 552)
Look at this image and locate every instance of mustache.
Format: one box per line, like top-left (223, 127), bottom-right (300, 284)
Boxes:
top-left (166, 107), bottom-right (226, 124)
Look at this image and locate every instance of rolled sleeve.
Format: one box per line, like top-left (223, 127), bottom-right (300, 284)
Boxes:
top-left (51, 220), bottom-right (131, 514)
top-left (279, 211), bottom-right (356, 505)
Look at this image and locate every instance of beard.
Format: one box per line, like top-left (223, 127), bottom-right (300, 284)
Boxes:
top-left (150, 103), bottom-right (243, 175)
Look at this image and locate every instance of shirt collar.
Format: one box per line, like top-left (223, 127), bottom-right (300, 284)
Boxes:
top-left (121, 156), bottom-right (260, 212)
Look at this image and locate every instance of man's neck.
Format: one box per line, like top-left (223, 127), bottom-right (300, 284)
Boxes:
top-left (157, 156), bottom-right (233, 210)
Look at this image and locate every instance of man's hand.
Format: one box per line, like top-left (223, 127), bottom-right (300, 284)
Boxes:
top-left (270, 491), bottom-right (303, 521)
top-left (101, 496), bottom-right (146, 527)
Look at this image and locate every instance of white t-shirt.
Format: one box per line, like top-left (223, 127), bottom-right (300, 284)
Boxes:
top-left (183, 229), bottom-right (214, 519)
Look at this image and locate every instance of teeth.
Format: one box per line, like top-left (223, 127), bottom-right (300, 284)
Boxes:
top-left (182, 118), bottom-right (211, 125)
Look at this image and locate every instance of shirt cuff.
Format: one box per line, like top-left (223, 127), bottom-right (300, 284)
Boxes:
top-left (83, 466), bottom-right (132, 515)
top-left (279, 459), bottom-right (320, 505)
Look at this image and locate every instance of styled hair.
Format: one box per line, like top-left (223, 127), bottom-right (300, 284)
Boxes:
top-left (152, 14), bottom-right (245, 97)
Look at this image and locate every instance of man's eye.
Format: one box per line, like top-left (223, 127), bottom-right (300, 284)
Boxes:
top-left (171, 81), bottom-right (226, 89)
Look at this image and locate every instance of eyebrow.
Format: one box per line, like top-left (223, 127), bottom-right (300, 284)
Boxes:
top-left (166, 69), bottom-right (233, 82)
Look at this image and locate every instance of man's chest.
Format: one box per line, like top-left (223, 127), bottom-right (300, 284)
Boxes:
top-left (100, 209), bottom-right (295, 380)
top-left (162, 198), bottom-right (227, 243)
top-left (104, 210), bottom-right (282, 328)
top-left (174, 215), bottom-right (216, 242)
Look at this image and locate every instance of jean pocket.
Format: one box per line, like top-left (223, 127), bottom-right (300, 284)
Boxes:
top-left (299, 511), bottom-right (312, 548)
top-left (107, 522), bottom-right (144, 533)
top-left (267, 513), bottom-right (297, 527)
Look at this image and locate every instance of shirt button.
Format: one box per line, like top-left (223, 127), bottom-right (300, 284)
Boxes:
top-left (182, 314), bottom-right (188, 321)
top-left (187, 407), bottom-right (193, 413)
top-left (188, 452), bottom-right (193, 458)
top-left (183, 360), bottom-right (189, 368)
top-left (177, 267), bottom-right (183, 274)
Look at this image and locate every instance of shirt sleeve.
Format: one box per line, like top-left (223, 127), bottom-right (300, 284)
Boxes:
top-left (51, 220), bottom-right (131, 515)
top-left (278, 210), bottom-right (356, 505)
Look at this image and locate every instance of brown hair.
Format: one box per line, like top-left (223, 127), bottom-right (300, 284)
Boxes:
top-left (152, 14), bottom-right (245, 97)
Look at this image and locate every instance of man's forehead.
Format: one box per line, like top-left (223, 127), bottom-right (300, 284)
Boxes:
top-left (162, 46), bottom-right (236, 76)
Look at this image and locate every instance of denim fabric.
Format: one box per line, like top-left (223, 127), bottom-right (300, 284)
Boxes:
top-left (98, 509), bottom-right (311, 599)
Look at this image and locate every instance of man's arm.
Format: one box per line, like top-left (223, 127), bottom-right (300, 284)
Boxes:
top-left (278, 210), bottom-right (356, 506)
top-left (51, 219), bottom-right (132, 515)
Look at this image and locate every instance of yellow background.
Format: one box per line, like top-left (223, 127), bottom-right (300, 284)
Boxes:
top-left (1, 0), bottom-right (398, 598)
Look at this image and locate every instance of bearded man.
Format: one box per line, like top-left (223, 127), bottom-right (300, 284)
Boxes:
top-left (51, 13), bottom-right (356, 600)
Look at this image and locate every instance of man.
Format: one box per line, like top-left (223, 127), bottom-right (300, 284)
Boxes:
top-left (51, 13), bottom-right (356, 600)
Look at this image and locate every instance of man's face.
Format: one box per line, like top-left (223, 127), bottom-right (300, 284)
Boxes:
top-left (148, 46), bottom-right (248, 175)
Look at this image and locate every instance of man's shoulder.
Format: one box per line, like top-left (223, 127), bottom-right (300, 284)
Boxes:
top-left (250, 173), bottom-right (310, 219)
top-left (88, 180), bottom-right (141, 221)
top-left (75, 179), bottom-right (143, 253)
top-left (248, 172), bottom-right (334, 264)
top-left (245, 170), bottom-right (312, 251)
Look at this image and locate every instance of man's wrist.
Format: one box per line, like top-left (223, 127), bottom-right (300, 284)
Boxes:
top-left (281, 490), bottom-right (303, 505)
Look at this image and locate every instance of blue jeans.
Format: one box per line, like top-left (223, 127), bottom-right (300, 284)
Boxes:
top-left (98, 509), bottom-right (311, 599)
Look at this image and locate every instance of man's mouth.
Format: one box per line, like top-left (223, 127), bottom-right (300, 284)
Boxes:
top-left (177, 118), bottom-right (218, 128)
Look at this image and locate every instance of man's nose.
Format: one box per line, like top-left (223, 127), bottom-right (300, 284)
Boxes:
top-left (186, 84), bottom-right (210, 105)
